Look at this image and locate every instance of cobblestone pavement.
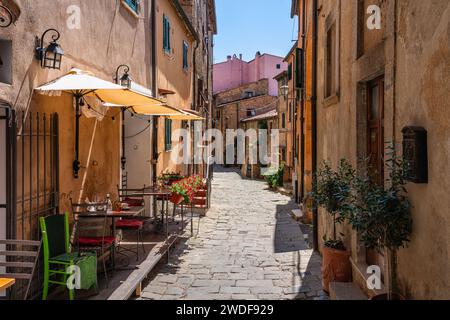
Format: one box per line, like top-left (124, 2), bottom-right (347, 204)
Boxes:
top-left (140, 166), bottom-right (326, 300)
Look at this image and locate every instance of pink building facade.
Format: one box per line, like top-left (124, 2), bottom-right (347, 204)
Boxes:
top-left (213, 52), bottom-right (287, 96)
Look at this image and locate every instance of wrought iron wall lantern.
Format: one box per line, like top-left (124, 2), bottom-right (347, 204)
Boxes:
top-left (35, 28), bottom-right (64, 69)
top-left (115, 64), bottom-right (132, 88)
top-left (115, 65), bottom-right (132, 170)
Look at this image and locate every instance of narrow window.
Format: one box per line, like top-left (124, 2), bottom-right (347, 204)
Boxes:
top-left (183, 41), bottom-right (189, 70)
top-left (281, 113), bottom-right (286, 129)
top-left (165, 118), bottom-right (172, 151)
top-left (163, 15), bottom-right (171, 53)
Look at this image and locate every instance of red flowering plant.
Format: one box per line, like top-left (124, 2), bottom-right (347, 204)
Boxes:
top-left (170, 175), bottom-right (204, 204)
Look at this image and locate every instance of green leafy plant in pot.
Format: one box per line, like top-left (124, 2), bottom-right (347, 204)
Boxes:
top-left (312, 159), bottom-right (355, 292)
top-left (261, 162), bottom-right (285, 189)
top-left (348, 146), bottom-right (412, 300)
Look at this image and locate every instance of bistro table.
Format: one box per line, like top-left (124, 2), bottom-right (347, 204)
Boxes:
top-left (0, 278), bottom-right (15, 291)
top-left (76, 206), bottom-right (145, 271)
top-left (130, 187), bottom-right (171, 238)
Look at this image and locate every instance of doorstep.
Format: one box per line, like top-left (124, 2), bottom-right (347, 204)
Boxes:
top-left (277, 187), bottom-right (293, 196)
top-left (329, 282), bottom-right (368, 300)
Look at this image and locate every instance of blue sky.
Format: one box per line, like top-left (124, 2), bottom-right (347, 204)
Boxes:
top-left (213, 0), bottom-right (298, 63)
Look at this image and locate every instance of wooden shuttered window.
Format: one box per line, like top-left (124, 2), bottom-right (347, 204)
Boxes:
top-left (163, 15), bottom-right (171, 53)
top-left (295, 48), bottom-right (304, 89)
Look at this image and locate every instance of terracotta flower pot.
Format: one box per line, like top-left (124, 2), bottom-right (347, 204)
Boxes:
top-left (321, 246), bottom-right (352, 293)
top-left (195, 190), bottom-right (207, 197)
top-left (170, 194), bottom-right (184, 205)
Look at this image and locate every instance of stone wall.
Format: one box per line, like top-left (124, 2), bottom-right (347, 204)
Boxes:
top-left (315, 0), bottom-right (450, 299)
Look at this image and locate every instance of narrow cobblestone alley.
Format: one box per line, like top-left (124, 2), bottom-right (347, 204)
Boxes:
top-left (140, 167), bottom-right (326, 300)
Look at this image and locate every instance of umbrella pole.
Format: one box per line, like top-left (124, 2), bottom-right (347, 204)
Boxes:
top-left (121, 108), bottom-right (126, 170)
top-left (73, 95), bottom-right (82, 178)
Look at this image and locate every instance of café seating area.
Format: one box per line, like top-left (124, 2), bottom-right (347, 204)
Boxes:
top-left (0, 174), bottom-right (210, 300)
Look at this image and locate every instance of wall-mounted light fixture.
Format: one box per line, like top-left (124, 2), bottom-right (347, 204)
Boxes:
top-left (115, 65), bottom-right (132, 170)
top-left (35, 28), bottom-right (64, 69)
top-left (115, 64), bottom-right (132, 88)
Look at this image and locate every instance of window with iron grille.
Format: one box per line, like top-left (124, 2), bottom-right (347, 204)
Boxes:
top-left (165, 118), bottom-right (172, 151)
top-left (123, 0), bottom-right (139, 14)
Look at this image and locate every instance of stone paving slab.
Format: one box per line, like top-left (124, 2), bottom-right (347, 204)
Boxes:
top-left (140, 166), bottom-right (326, 301)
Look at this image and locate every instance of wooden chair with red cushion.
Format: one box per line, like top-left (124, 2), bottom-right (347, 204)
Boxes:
top-left (116, 186), bottom-right (146, 260)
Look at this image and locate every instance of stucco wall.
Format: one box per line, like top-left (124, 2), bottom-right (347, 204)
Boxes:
top-left (0, 0), bottom-right (153, 230)
top-left (155, 0), bottom-right (195, 177)
top-left (213, 53), bottom-right (287, 96)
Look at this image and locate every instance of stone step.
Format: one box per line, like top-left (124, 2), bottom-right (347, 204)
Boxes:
top-left (290, 209), bottom-right (303, 221)
top-left (329, 282), bottom-right (368, 300)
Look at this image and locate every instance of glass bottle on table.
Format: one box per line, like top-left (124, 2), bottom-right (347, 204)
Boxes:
top-left (106, 194), bottom-right (113, 212)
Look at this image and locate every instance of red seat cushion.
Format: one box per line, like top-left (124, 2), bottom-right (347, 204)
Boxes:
top-left (123, 198), bottom-right (144, 207)
top-left (116, 219), bottom-right (144, 229)
top-left (78, 236), bottom-right (115, 247)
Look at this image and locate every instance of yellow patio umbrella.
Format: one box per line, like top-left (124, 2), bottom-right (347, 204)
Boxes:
top-left (34, 68), bottom-right (174, 177)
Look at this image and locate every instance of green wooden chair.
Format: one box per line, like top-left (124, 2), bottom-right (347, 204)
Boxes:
top-left (40, 212), bottom-right (98, 300)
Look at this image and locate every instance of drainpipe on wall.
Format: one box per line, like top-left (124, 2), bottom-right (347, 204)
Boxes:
top-left (151, 0), bottom-right (158, 187)
top-left (151, 0), bottom-right (158, 218)
top-left (311, 0), bottom-right (319, 252)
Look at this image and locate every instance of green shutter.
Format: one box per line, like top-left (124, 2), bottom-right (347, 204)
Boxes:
top-left (167, 20), bottom-right (171, 51)
top-left (163, 15), bottom-right (170, 52)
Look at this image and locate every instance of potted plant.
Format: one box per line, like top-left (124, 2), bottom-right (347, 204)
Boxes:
top-left (261, 163), bottom-right (285, 189)
top-left (159, 171), bottom-right (184, 186)
top-left (348, 146), bottom-right (412, 300)
top-left (312, 159), bottom-right (355, 292)
top-left (170, 175), bottom-right (203, 204)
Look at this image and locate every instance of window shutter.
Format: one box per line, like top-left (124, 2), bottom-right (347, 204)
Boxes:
top-left (167, 20), bottom-right (171, 51)
top-left (163, 15), bottom-right (167, 50)
top-left (295, 48), bottom-right (304, 89)
top-left (165, 118), bottom-right (172, 151)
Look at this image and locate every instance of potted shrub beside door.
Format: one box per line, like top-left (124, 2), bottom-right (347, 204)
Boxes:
top-left (348, 147), bottom-right (412, 300)
top-left (312, 160), bottom-right (355, 293)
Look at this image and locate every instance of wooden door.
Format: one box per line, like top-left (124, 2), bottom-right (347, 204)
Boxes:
top-left (366, 76), bottom-right (385, 277)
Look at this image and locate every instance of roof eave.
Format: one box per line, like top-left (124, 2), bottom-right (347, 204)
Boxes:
top-left (170, 0), bottom-right (200, 42)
